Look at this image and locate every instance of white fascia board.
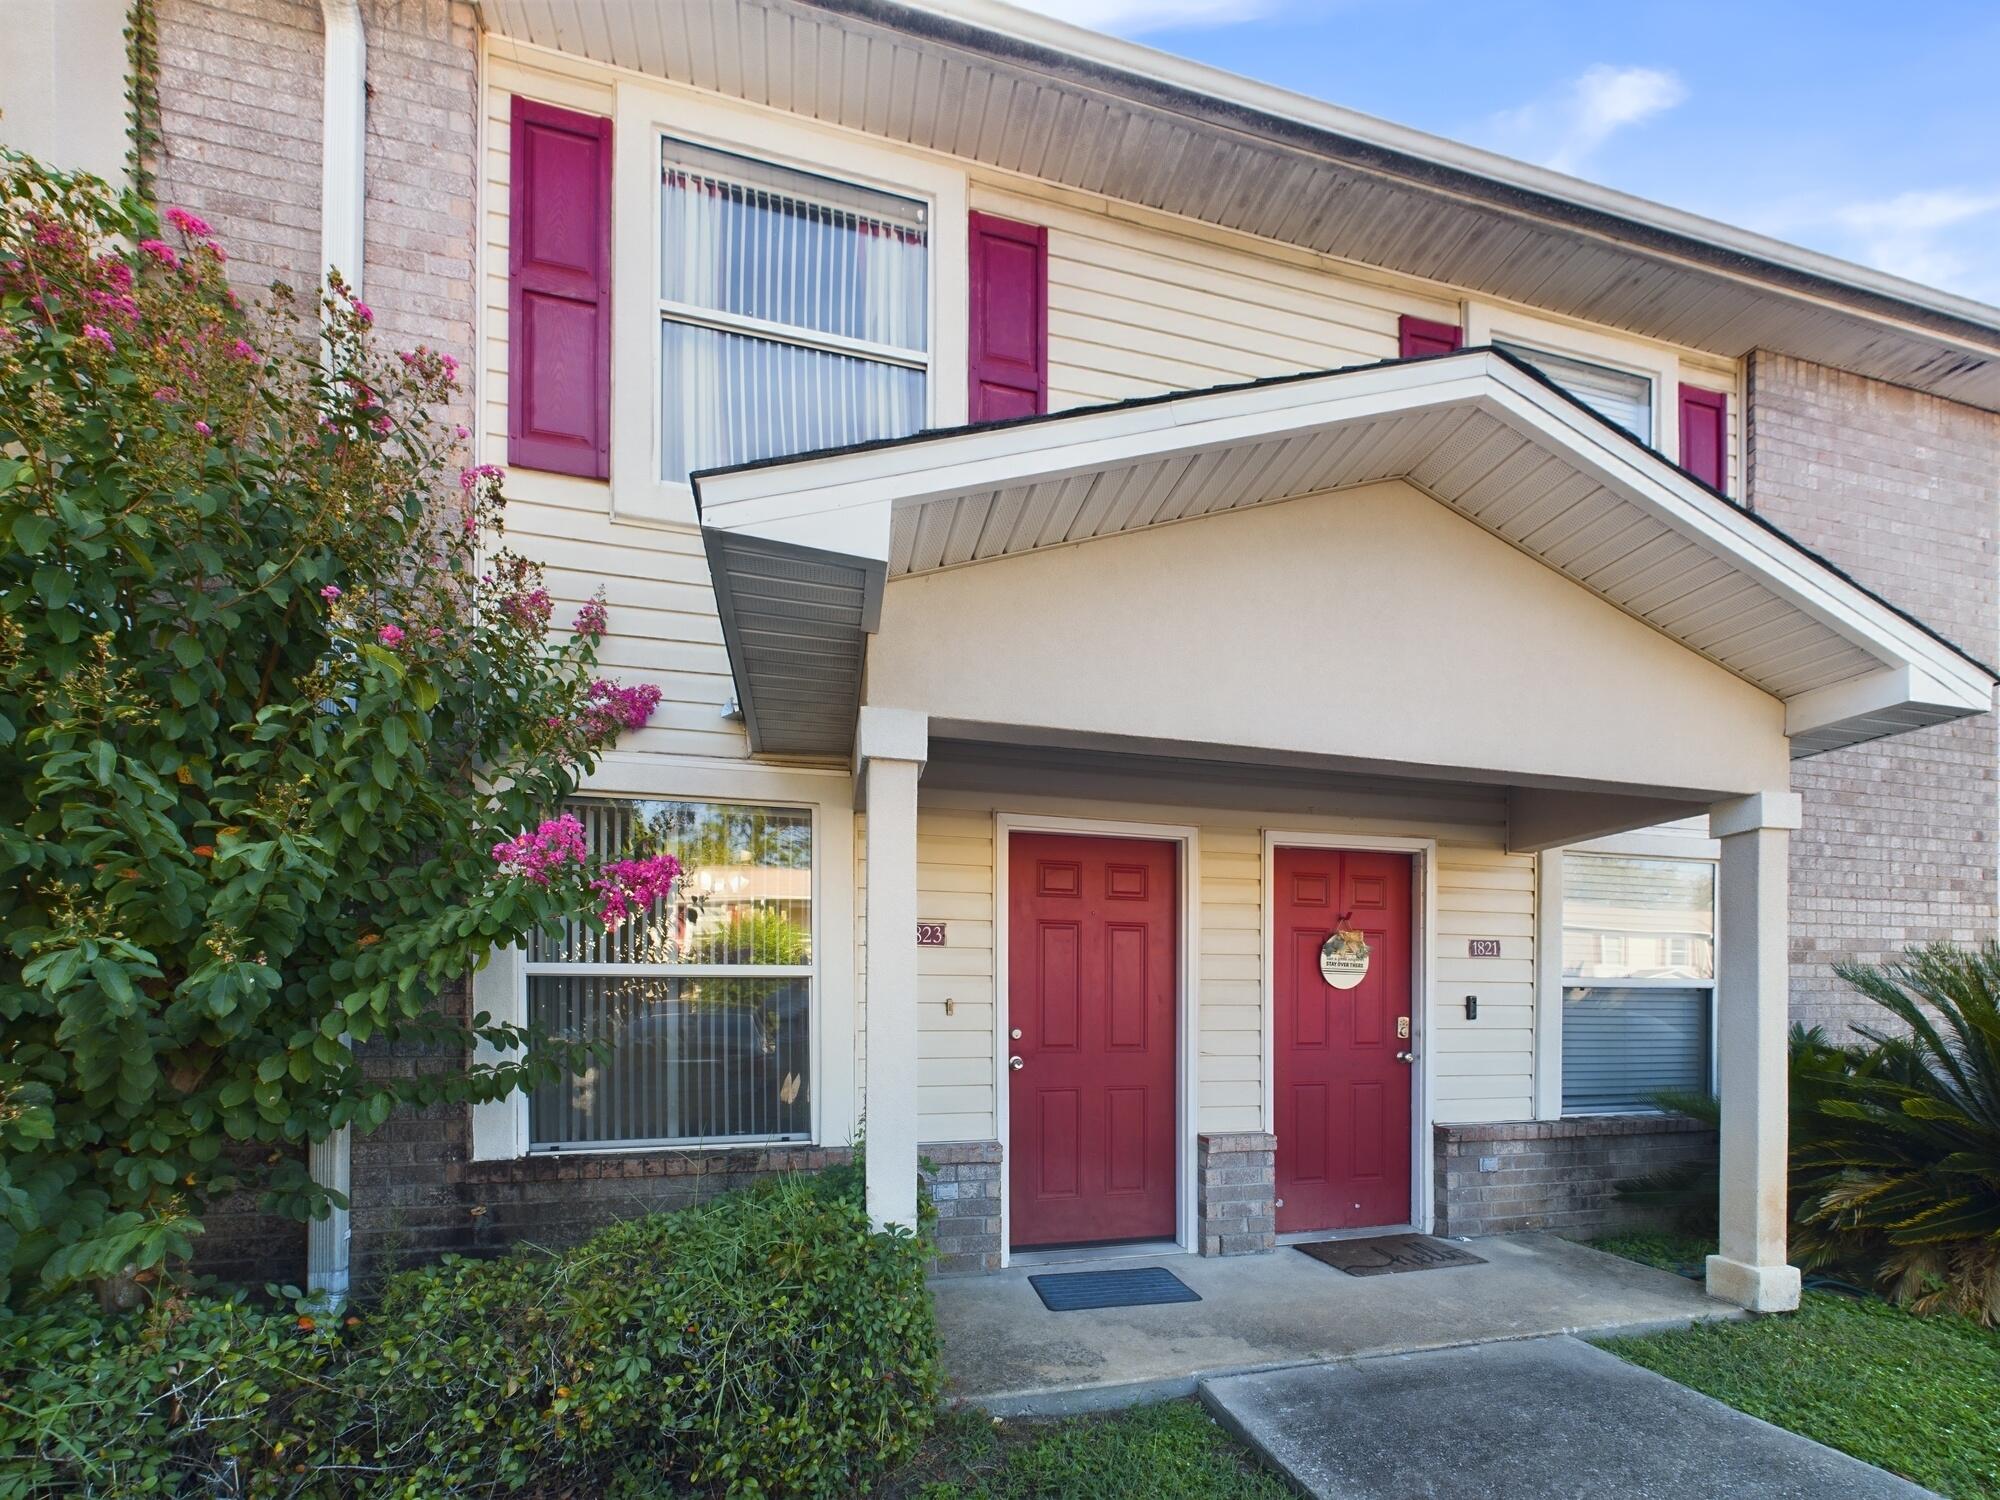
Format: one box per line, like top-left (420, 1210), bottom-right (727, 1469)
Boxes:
top-left (697, 350), bottom-right (1995, 716)
top-left (909, 0), bottom-right (2000, 344)
top-left (693, 357), bottom-right (1493, 543)
top-left (1473, 362), bottom-right (1998, 709)
top-left (1784, 664), bottom-right (1990, 739)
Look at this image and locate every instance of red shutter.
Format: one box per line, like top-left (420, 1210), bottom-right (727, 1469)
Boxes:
top-left (509, 98), bottom-right (612, 478)
top-left (968, 211), bottom-right (1047, 422)
top-left (1678, 382), bottom-right (1729, 492)
top-left (1398, 314), bottom-right (1462, 359)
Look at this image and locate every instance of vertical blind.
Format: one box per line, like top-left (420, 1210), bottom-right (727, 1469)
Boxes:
top-left (1561, 854), bottom-right (1714, 1116)
top-left (1497, 341), bottom-right (1654, 443)
top-left (528, 799), bottom-right (813, 1150)
top-left (661, 137), bottom-right (929, 482)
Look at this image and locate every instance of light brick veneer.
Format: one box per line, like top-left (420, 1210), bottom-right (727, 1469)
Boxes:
top-left (1432, 1117), bottom-right (1715, 1238)
top-left (1745, 353), bottom-right (2000, 1035)
top-left (1197, 1131), bottom-right (1277, 1255)
top-left (150, 0), bottom-right (483, 1287)
top-left (924, 1140), bottom-right (1003, 1275)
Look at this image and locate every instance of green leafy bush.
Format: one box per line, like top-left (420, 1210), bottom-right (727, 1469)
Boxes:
top-left (1614, 943), bottom-right (2000, 1324)
top-left (1797, 944), bottom-right (2000, 1324)
top-left (0, 153), bottom-right (675, 1300)
top-left (0, 1172), bottom-right (939, 1497)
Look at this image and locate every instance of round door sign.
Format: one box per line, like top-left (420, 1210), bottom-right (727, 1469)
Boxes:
top-left (1319, 930), bottom-right (1370, 990)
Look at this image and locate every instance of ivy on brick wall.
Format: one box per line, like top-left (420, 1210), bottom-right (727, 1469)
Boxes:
top-left (124, 0), bottom-right (160, 200)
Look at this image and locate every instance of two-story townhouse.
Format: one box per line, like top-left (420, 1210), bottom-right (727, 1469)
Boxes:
top-left (8, 0), bottom-right (1998, 1318)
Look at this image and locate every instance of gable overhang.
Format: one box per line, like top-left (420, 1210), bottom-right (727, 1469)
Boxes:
top-left (697, 349), bottom-right (1995, 762)
top-left (477, 0), bottom-right (2000, 410)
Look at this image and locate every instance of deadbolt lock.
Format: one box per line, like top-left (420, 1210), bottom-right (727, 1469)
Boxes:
top-left (1396, 1015), bottom-right (1411, 1039)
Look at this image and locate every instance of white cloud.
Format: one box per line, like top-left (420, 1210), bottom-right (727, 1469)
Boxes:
top-left (1745, 186), bottom-right (2000, 301)
top-left (1490, 64), bottom-right (1688, 175)
top-left (1828, 188), bottom-right (2000, 291)
top-left (998, 0), bottom-right (1275, 33)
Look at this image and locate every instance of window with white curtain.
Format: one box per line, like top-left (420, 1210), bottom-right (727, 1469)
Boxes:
top-left (1561, 853), bottom-right (1715, 1115)
top-left (1497, 340), bottom-right (1654, 443)
top-left (659, 138), bottom-right (930, 483)
top-left (526, 798), bottom-right (814, 1150)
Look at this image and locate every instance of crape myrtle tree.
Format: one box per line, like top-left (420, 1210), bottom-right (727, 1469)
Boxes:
top-left (0, 152), bottom-right (681, 1303)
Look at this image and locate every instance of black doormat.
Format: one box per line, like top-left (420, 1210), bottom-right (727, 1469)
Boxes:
top-left (1294, 1233), bottom-right (1486, 1277)
top-left (1028, 1266), bottom-right (1203, 1311)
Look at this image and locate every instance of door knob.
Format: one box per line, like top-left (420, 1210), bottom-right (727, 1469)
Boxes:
top-left (1009, 1055), bottom-right (1025, 1071)
top-left (1395, 1050), bottom-right (1415, 1063)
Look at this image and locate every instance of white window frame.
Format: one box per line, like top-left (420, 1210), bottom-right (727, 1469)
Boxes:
top-left (608, 81), bottom-right (970, 529)
top-left (1465, 302), bottom-right (1683, 459)
top-left (1554, 847), bottom-right (1720, 1118)
top-left (472, 765), bottom-right (857, 1162)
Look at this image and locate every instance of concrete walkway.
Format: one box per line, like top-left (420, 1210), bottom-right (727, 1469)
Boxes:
top-left (936, 1232), bottom-right (1733, 1413)
top-left (1201, 1336), bottom-right (1936, 1499)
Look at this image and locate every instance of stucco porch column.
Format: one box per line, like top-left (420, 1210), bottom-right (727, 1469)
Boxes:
top-left (855, 707), bottom-right (928, 1231)
top-left (1706, 791), bottom-right (1804, 1313)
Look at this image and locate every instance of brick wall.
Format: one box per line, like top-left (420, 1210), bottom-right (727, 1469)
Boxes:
top-left (150, 0), bottom-right (481, 1287)
top-left (1433, 1116), bottom-right (1714, 1238)
top-left (1197, 1131), bottom-right (1276, 1256)
top-left (1745, 353), bottom-right (2000, 1034)
top-left (925, 1141), bottom-right (1003, 1275)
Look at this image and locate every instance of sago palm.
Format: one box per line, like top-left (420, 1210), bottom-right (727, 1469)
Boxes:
top-left (1798, 943), bottom-right (2000, 1323)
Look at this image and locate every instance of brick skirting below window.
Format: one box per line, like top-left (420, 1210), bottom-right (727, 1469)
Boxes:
top-left (1432, 1115), bottom-right (1716, 1238)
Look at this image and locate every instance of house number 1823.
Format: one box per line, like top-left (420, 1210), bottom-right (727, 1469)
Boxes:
top-left (916, 922), bottom-right (947, 946)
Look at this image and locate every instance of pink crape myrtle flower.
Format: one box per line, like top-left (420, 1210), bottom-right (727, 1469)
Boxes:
top-left (320, 585), bottom-right (342, 601)
top-left (351, 300), bottom-right (374, 326)
top-left (572, 598), bottom-right (608, 640)
top-left (593, 853), bottom-right (681, 930)
top-left (136, 238), bottom-right (180, 269)
top-left (377, 624), bottom-right (405, 647)
top-left (502, 586), bottom-right (553, 626)
top-left (164, 207), bottom-right (213, 238)
top-left (491, 814), bottom-right (589, 885)
top-left (230, 339), bottom-right (260, 364)
top-left (79, 323), bottom-right (115, 351)
top-left (581, 679), bottom-right (663, 737)
top-left (194, 420), bottom-right (212, 437)
top-left (459, 463), bottom-right (504, 491)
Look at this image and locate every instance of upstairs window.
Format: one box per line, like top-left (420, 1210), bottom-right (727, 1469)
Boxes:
top-left (1561, 854), bottom-right (1715, 1115)
top-left (1497, 341), bottom-right (1654, 444)
top-left (660, 139), bottom-right (930, 483)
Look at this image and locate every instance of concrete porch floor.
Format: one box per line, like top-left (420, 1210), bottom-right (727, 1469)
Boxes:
top-left (934, 1232), bottom-right (1736, 1414)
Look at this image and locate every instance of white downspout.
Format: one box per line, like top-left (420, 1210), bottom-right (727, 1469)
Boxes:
top-left (306, 0), bottom-right (365, 1307)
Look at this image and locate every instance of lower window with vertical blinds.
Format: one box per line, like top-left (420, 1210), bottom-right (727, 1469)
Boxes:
top-left (1561, 853), bottom-right (1715, 1116)
top-left (526, 797), bottom-right (814, 1150)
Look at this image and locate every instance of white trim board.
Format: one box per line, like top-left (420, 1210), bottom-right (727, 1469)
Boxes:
top-left (698, 350), bottom-right (1994, 760)
top-left (992, 812), bottom-right (1203, 1268)
top-left (1262, 831), bottom-right (1439, 1236)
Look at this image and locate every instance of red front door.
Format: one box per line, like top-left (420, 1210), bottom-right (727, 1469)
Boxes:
top-left (1274, 847), bottom-right (1414, 1233)
top-left (1008, 833), bottom-right (1178, 1249)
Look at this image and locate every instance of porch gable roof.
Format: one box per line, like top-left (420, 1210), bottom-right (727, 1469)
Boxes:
top-left (694, 348), bottom-right (1995, 762)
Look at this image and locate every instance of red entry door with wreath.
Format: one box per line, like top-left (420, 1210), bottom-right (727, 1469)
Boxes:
top-left (1274, 847), bottom-right (1414, 1233)
top-left (1008, 833), bottom-right (1179, 1249)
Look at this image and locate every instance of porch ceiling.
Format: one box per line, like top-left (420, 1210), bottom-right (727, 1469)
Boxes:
top-left (477, 0), bottom-right (2000, 410)
top-left (696, 349), bottom-right (1995, 762)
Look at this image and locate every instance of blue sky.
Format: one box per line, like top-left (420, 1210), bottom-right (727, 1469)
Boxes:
top-left (1006, 0), bottom-right (2000, 305)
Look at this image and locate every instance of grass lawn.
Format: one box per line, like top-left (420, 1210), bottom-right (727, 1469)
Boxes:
top-left (881, 1399), bottom-right (1291, 1499)
top-left (1593, 1233), bottom-right (2000, 1500)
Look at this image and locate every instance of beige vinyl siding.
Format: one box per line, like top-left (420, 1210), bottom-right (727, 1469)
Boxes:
top-left (972, 183), bottom-right (1445, 411)
top-left (480, 59), bottom-right (751, 764)
top-left (1431, 844), bottom-right (1536, 1121)
top-left (900, 789), bottom-right (1538, 1142)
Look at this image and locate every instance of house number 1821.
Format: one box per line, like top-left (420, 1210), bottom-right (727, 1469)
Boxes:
top-left (1467, 938), bottom-right (1502, 958)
